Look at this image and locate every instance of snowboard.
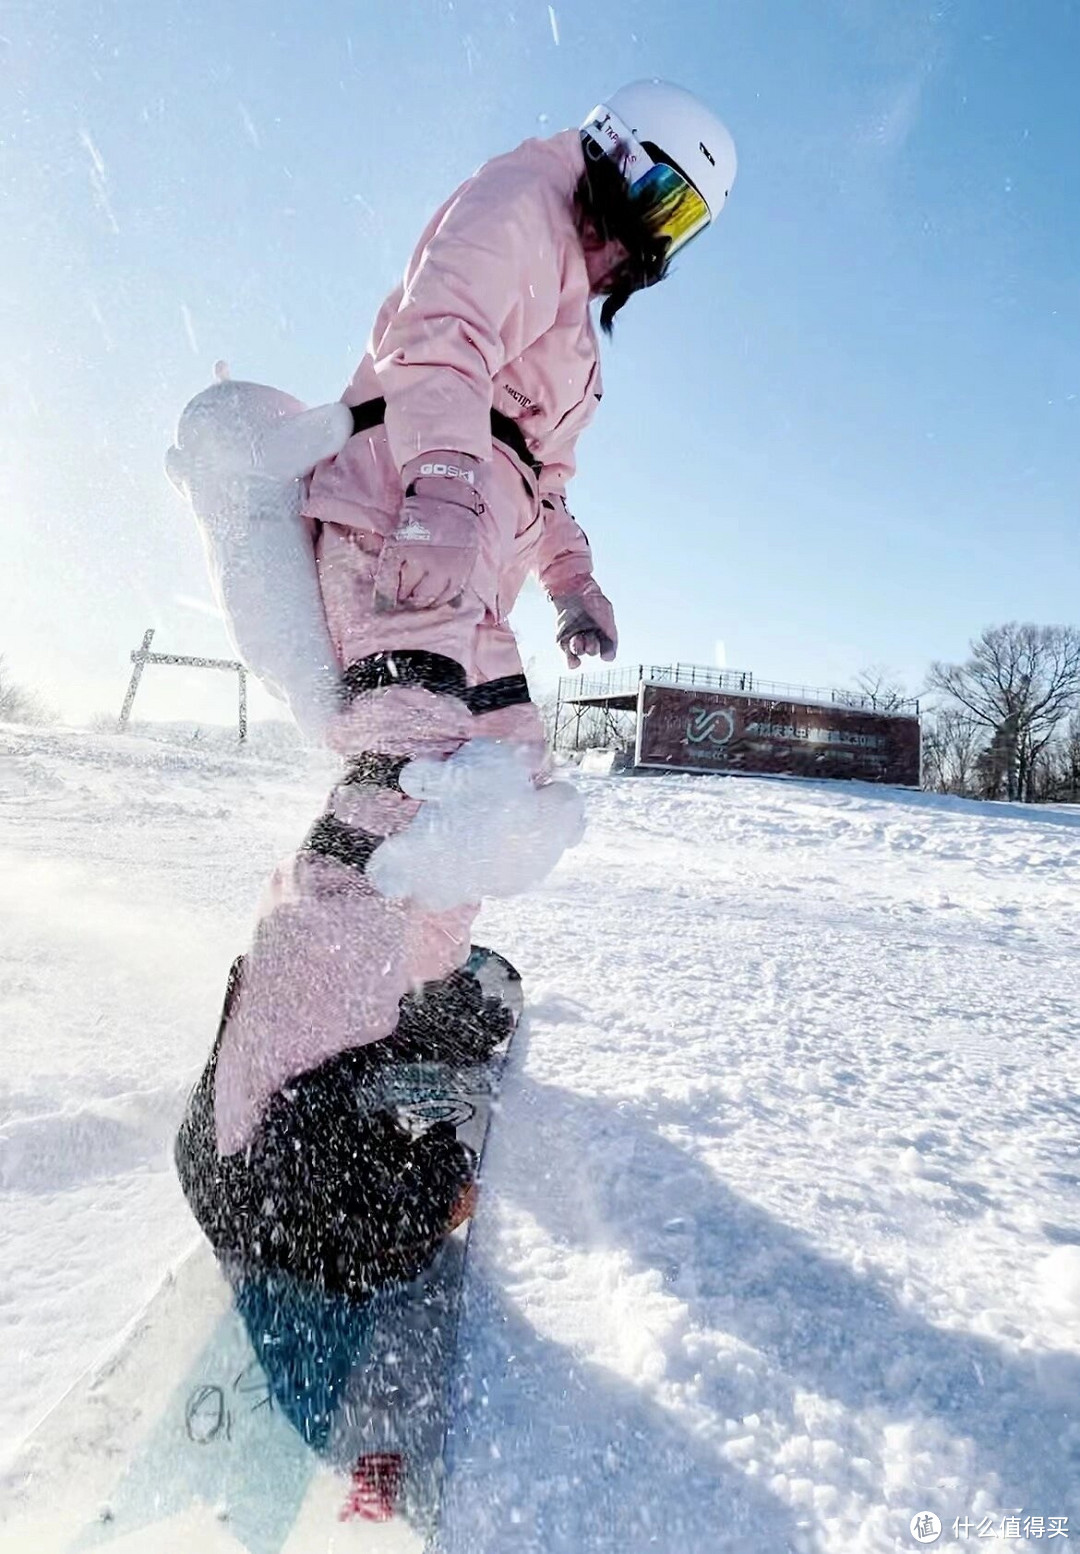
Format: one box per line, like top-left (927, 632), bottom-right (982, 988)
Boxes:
top-left (0, 949), bottom-right (523, 1554)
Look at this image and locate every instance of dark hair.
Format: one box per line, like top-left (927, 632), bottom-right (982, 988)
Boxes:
top-left (572, 134), bottom-right (672, 335)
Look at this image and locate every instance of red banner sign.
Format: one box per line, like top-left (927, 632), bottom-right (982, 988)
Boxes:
top-left (636, 685), bottom-right (921, 786)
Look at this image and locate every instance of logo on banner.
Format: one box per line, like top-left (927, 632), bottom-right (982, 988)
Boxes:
top-left (686, 706), bottom-right (736, 746)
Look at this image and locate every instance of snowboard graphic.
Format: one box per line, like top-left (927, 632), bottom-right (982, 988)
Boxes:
top-left (0, 950), bottom-right (522, 1554)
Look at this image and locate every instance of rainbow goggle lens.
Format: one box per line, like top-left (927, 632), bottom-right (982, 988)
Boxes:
top-left (582, 105), bottom-right (712, 259)
top-left (628, 159), bottom-right (711, 257)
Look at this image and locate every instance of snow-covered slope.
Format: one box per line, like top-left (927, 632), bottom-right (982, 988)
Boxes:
top-left (1, 724), bottom-right (1078, 1551)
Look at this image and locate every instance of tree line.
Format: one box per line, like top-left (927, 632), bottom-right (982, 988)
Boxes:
top-left (919, 623), bottom-right (1080, 804)
top-left (0, 656), bottom-right (53, 726)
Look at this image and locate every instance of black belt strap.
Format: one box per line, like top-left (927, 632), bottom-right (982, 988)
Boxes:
top-left (349, 398), bottom-right (387, 437)
top-left (491, 409), bottom-right (543, 480)
top-left (466, 674), bottom-right (531, 715)
top-left (342, 651), bottom-right (469, 704)
top-left (349, 398), bottom-right (542, 485)
top-left (341, 652), bottom-right (532, 715)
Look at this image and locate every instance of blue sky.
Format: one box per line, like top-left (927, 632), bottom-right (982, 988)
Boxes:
top-left (2, 0), bottom-right (1078, 725)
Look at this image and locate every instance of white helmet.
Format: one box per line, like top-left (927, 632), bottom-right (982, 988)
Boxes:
top-left (581, 80), bottom-right (737, 258)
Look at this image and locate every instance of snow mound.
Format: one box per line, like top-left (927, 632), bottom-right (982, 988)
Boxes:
top-left (0, 1087), bottom-right (188, 1194)
top-left (2, 726), bottom-right (1079, 1544)
top-left (1038, 1245), bottom-right (1080, 1315)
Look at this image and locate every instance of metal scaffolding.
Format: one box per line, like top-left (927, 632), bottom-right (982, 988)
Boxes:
top-left (552, 662), bottom-right (920, 754)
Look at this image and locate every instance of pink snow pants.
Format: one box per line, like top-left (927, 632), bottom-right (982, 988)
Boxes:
top-left (211, 486), bottom-right (544, 1158)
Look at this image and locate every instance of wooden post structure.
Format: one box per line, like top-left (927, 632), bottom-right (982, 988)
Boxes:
top-left (118, 628), bottom-right (155, 733)
top-left (118, 628), bottom-right (249, 742)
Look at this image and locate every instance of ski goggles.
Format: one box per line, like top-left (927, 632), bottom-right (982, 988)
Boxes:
top-left (582, 105), bottom-right (712, 259)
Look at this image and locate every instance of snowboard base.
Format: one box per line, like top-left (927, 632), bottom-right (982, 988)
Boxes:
top-left (2, 1233), bottom-right (459, 1553)
top-left (2, 948), bottom-right (523, 1553)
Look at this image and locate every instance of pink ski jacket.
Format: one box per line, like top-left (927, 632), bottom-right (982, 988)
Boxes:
top-left (305, 128), bottom-right (605, 606)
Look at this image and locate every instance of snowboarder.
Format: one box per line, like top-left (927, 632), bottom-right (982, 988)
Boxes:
top-left (171, 80), bottom-right (737, 1298)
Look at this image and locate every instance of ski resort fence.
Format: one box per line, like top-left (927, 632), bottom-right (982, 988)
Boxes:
top-left (554, 664), bottom-right (922, 787)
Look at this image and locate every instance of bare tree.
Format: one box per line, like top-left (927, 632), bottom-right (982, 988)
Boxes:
top-left (1060, 713), bottom-right (1080, 801)
top-left (854, 665), bottom-right (912, 712)
top-left (554, 702), bottom-right (635, 753)
top-left (921, 707), bottom-right (985, 796)
top-left (927, 624), bottom-right (1080, 802)
top-left (833, 665), bottom-right (914, 714)
top-left (1029, 713), bottom-right (1080, 803)
top-left (0, 656), bottom-right (54, 726)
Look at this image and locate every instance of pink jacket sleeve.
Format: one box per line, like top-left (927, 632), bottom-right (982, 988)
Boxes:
top-left (373, 162), bottom-right (563, 471)
top-left (532, 419), bottom-right (596, 597)
top-left (534, 490), bottom-right (595, 599)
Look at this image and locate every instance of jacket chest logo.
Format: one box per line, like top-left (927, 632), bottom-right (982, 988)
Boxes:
top-left (503, 384), bottom-right (539, 414)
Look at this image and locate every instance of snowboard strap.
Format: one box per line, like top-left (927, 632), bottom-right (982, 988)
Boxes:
top-left (307, 658), bottom-right (533, 872)
top-left (302, 812), bottom-right (381, 874)
top-left (343, 753), bottom-right (410, 792)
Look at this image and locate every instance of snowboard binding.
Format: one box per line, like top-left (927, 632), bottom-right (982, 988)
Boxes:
top-left (390, 945), bottom-right (523, 1066)
top-left (175, 946), bottom-right (522, 1303)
